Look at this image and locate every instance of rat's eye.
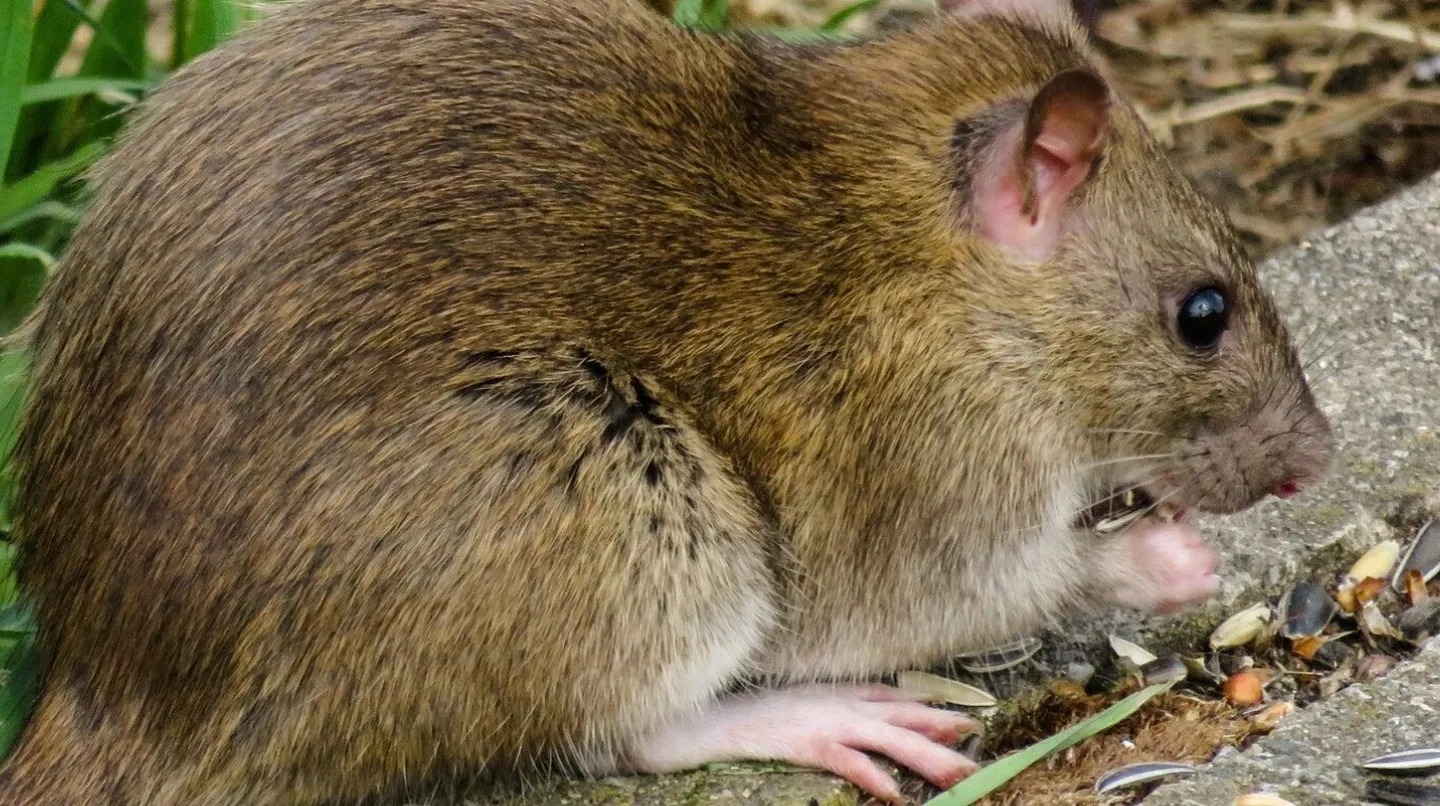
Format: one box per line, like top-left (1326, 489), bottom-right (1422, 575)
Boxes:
top-left (1177, 287), bottom-right (1228, 350)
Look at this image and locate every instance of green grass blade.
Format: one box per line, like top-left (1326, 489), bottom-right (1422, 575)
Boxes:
top-left (672, 0), bottom-right (730, 31)
top-left (0, 627), bottom-right (38, 758)
top-left (0, 0), bottom-right (35, 176)
top-left (0, 200), bottom-right (82, 236)
top-left (77, 0), bottom-right (147, 79)
top-left (924, 682), bottom-right (1177, 805)
top-left (186, 0), bottom-right (242, 63)
top-left (819, 0), bottom-right (885, 32)
top-left (21, 76), bottom-right (153, 106)
top-left (29, 1), bottom-right (92, 81)
top-left (0, 140), bottom-right (107, 222)
top-left (0, 245), bottom-right (55, 272)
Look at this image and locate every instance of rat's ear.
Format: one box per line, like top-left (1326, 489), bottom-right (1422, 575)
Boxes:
top-left (969, 68), bottom-right (1110, 261)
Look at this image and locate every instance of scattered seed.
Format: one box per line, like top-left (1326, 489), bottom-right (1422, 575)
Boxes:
top-left (1280, 581), bottom-right (1338, 639)
top-left (1393, 518), bottom-right (1440, 591)
top-left (1250, 700), bottom-right (1293, 731)
top-left (1094, 761), bottom-right (1198, 793)
top-left (1356, 653), bottom-right (1398, 681)
top-left (1359, 601), bottom-right (1405, 641)
top-left (1291, 635), bottom-right (1324, 660)
top-left (1400, 598), bottom-right (1440, 643)
top-left (1349, 540), bottom-right (1402, 584)
top-left (1140, 654), bottom-right (1188, 686)
top-left (1210, 603), bottom-right (1273, 649)
top-left (1110, 634), bottom-right (1158, 666)
top-left (1223, 670), bottom-right (1265, 706)
top-left (895, 671), bottom-right (997, 707)
top-left (955, 636), bottom-right (1042, 674)
top-left (1361, 747), bottom-right (1440, 772)
top-left (1232, 794), bottom-right (1298, 806)
top-left (1406, 568), bottom-right (1430, 606)
top-left (1365, 778), bottom-right (1440, 806)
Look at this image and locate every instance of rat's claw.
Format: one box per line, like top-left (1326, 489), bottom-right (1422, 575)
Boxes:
top-left (622, 684), bottom-right (980, 802)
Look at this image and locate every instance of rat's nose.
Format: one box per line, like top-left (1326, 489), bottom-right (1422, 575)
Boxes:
top-left (1273, 480), bottom-right (1301, 499)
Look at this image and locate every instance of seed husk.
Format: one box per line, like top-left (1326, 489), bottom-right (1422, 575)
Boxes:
top-left (1400, 598), bottom-right (1440, 643)
top-left (1365, 779), bottom-right (1440, 806)
top-left (1361, 747), bottom-right (1440, 773)
top-left (955, 636), bottom-right (1042, 674)
top-left (1140, 654), bottom-right (1188, 686)
top-left (896, 671), bottom-right (997, 707)
top-left (1280, 581), bottom-right (1338, 639)
top-left (1358, 601), bottom-right (1405, 641)
top-left (1210, 603), bottom-right (1273, 649)
top-left (1405, 568), bottom-right (1430, 606)
top-left (1094, 761), bottom-right (1197, 794)
top-left (1110, 634), bottom-right (1158, 666)
top-left (1393, 518), bottom-right (1440, 591)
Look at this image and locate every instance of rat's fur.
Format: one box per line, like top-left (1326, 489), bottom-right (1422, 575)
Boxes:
top-left (0, 0), bottom-right (1330, 803)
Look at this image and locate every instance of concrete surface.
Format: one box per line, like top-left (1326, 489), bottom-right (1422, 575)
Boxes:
top-left (1143, 640), bottom-right (1440, 806)
top-left (452, 175), bottom-right (1440, 804)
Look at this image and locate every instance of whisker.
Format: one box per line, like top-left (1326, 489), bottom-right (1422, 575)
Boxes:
top-left (1074, 453), bottom-right (1177, 471)
top-left (1086, 427), bottom-right (1167, 438)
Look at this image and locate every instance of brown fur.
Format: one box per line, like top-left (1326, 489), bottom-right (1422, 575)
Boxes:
top-left (0, 0), bottom-right (1330, 803)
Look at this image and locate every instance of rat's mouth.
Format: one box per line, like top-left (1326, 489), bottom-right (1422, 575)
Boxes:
top-left (1072, 485), bottom-right (1183, 534)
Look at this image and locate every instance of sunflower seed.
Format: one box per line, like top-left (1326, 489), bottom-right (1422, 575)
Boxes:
top-left (896, 671), bottom-right (997, 707)
top-left (1094, 761), bottom-right (1197, 793)
top-left (1393, 518), bottom-right (1440, 591)
top-left (955, 636), bottom-right (1042, 673)
top-left (1140, 654), bottom-right (1188, 686)
top-left (1365, 779), bottom-right (1440, 806)
top-left (1210, 603), bottom-right (1273, 649)
top-left (1362, 747), bottom-right (1440, 772)
top-left (1280, 581), bottom-right (1338, 639)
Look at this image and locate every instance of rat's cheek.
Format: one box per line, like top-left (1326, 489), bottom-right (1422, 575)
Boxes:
top-left (1098, 521), bottom-right (1221, 614)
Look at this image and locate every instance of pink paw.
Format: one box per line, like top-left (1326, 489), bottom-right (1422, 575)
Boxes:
top-left (623, 684), bottom-right (980, 804)
top-left (1108, 521), bottom-right (1220, 615)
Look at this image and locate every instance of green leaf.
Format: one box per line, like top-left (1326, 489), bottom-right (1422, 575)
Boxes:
top-left (672, 0), bottom-right (730, 31)
top-left (0, 0), bottom-right (35, 175)
top-left (819, 0), bottom-right (885, 32)
top-left (0, 140), bottom-right (107, 222)
top-left (924, 682), bottom-right (1177, 805)
top-left (21, 76), bottom-right (153, 106)
top-left (0, 200), bottom-right (82, 236)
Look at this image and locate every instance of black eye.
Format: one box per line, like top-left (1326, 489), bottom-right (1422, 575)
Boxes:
top-left (1177, 287), bottom-right (1228, 350)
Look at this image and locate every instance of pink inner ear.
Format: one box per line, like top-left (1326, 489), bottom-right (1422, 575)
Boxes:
top-left (972, 70), bottom-right (1111, 261)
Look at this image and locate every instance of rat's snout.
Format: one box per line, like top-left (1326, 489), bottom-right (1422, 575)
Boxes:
top-left (1170, 378), bottom-right (1335, 515)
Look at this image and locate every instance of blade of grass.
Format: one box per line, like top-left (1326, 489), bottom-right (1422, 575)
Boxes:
top-left (60, 0), bottom-right (140, 77)
top-left (21, 76), bottom-right (153, 106)
top-left (672, 0), bottom-right (729, 31)
top-left (0, 201), bottom-right (82, 236)
top-left (819, 0), bottom-right (885, 33)
top-left (29, 1), bottom-right (93, 81)
top-left (924, 682), bottom-right (1177, 805)
top-left (186, 0), bottom-right (242, 63)
top-left (0, 140), bottom-right (107, 222)
top-left (0, 0), bottom-right (35, 176)
top-left (0, 245), bottom-right (55, 273)
top-left (0, 628), bottom-right (38, 758)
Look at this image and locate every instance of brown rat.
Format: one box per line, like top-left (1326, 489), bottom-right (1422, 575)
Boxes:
top-left (0, 0), bottom-right (1332, 803)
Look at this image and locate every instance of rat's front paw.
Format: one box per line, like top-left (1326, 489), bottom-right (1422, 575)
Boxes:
top-left (621, 684), bottom-right (979, 804)
top-left (1105, 521), bottom-right (1220, 616)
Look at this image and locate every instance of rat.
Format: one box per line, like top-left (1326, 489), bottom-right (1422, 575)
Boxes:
top-left (0, 0), bottom-right (1333, 803)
